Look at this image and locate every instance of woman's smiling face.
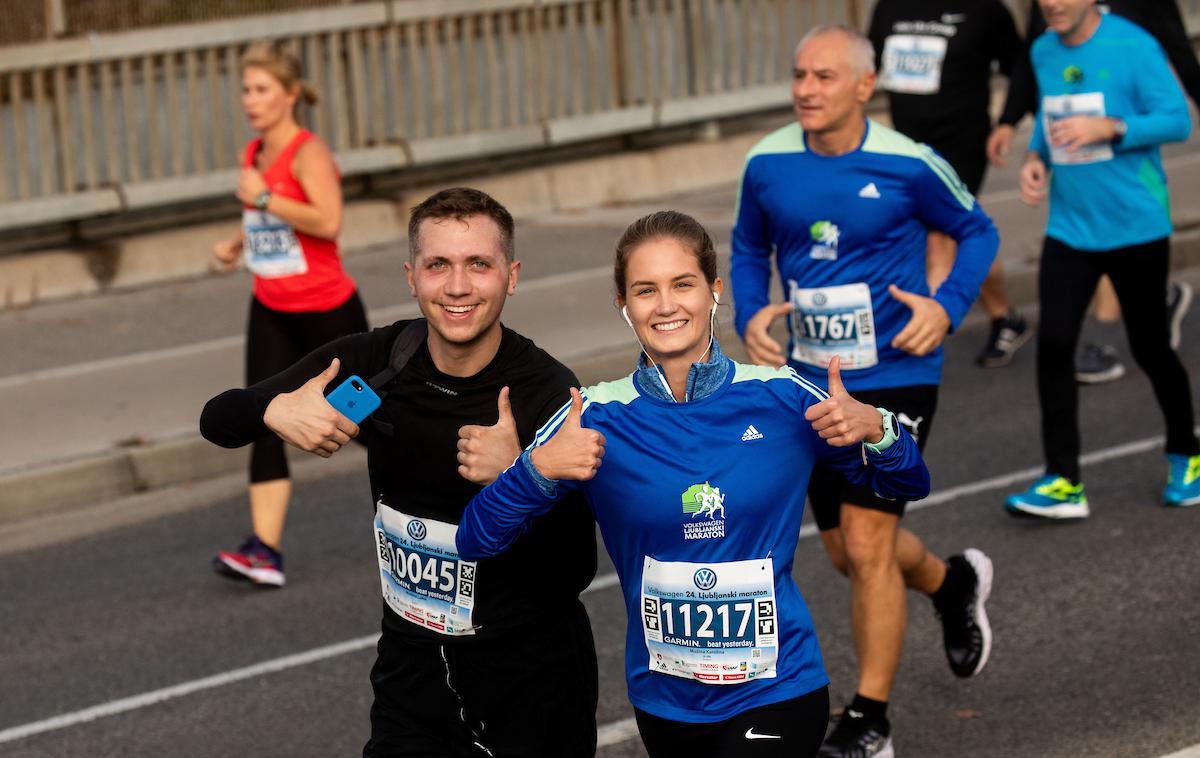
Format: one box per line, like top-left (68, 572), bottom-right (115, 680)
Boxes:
top-left (620, 236), bottom-right (722, 365)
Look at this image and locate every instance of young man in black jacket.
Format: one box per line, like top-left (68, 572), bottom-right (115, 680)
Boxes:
top-left (200, 187), bottom-right (599, 757)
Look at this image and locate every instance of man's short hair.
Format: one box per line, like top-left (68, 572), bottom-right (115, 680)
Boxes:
top-left (796, 24), bottom-right (877, 76)
top-left (407, 187), bottom-right (516, 262)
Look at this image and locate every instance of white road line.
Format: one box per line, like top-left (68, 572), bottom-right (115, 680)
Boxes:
top-left (597, 716), bottom-right (642, 748)
top-left (0, 429), bottom-right (1181, 746)
top-left (0, 635), bottom-right (379, 744)
top-left (1158, 747), bottom-right (1200, 758)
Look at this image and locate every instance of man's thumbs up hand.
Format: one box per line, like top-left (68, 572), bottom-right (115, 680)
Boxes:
top-left (458, 386), bottom-right (522, 485)
top-left (264, 358), bottom-right (360, 458)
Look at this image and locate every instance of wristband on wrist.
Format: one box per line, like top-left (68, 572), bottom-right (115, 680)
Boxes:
top-left (864, 406), bottom-right (900, 455)
top-left (1109, 117), bottom-right (1127, 144)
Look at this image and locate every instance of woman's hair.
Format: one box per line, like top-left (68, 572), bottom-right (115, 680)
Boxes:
top-left (613, 210), bottom-right (719, 296)
top-left (240, 40), bottom-right (319, 107)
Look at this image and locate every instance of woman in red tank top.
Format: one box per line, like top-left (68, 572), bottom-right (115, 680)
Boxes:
top-left (211, 40), bottom-right (368, 587)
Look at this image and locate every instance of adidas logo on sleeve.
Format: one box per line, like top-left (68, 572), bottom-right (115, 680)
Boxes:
top-left (741, 425), bottom-right (764, 441)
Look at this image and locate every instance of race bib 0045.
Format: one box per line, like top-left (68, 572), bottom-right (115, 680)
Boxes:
top-left (641, 556), bottom-right (778, 685)
top-left (243, 209), bottom-right (308, 278)
top-left (788, 281), bottom-right (878, 370)
top-left (374, 499), bottom-right (477, 636)
top-left (880, 34), bottom-right (947, 95)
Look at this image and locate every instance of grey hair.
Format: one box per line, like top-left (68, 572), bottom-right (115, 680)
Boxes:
top-left (795, 24), bottom-right (877, 76)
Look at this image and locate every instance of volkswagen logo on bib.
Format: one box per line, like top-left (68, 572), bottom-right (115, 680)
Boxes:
top-left (812, 292), bottom-right (828, 306)
top-left (693, 568), bottom-right (718, 591)
top-left (407, 519), bottom-right (427, 541)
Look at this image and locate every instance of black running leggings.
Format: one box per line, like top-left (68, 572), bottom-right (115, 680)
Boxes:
top-left (633, 686), bottom-right (829, 758)
top-left (246, 293), bottom-right (369, 483)
top-left (1037, 236), bottom-right (1198, 482)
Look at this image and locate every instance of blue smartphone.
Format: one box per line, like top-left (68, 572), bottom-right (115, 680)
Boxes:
top-left (325, 374), bottom-right (381, 424)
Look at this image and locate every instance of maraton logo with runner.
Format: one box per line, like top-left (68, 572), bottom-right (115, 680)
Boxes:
top-left (406, 520), bottom-right (427, 541)
top-left (809, 220), bottom-right (840, 261)
top-left (1063, 64), bottom-right (1084, 84)
top-left (681, 482), bottom-right (727, 541)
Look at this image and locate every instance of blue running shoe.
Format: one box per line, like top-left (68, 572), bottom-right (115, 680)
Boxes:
top-left (1164, 454), bottom-right (1200, 507)
top-left (1005, 475), bottom-right (1089, 519)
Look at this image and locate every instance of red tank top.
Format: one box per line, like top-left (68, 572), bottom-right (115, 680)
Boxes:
top-left (242, 129), bottom-right (356, 313)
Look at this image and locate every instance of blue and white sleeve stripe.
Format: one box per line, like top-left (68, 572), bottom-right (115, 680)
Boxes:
top-left (528, 390), bottom-right (593, 450)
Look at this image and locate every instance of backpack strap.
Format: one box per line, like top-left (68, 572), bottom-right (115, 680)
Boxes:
top-left (368, 319), bottom-right (428, 397)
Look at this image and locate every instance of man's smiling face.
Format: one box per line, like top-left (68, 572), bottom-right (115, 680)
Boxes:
top-left (405, 214), bottom-right (519, 353)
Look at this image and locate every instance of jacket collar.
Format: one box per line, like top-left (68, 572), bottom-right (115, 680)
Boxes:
top-left (634, 338), bottom-right (731, 403)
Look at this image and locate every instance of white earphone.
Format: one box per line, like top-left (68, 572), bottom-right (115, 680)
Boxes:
top-left (621, 304), bottom-right (633, 329)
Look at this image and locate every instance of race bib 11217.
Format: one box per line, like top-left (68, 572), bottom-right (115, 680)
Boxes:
top-left (641, 556), bottom-right (779, 685)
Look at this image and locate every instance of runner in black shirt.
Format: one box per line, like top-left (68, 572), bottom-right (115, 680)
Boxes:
top-left (868, 0), bottom-right (1031, 369)
top-left (201, 188), bottom-right (598, 757)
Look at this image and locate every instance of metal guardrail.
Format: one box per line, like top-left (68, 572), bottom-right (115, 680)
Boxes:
top-left (0, 0), bottom-right (862, 233)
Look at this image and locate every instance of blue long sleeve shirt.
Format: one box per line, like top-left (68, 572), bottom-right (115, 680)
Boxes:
top-left (1028, 13), bottom-right (1191, 251)
top-left (730, 119), bottom-right (998, 392)
top-left (457, 341), bottom-right (930, 723)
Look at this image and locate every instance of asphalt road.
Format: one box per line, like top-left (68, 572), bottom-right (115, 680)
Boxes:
top-left (2, 286), bottom-right (1200, 757)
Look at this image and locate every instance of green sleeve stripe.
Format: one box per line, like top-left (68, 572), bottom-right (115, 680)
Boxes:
top-left (530, 375), bottom-right (638, 448)
top-left (919, 148), bottom-right (975, 210)
top-left (735, 123), bottom-right (806, 220)
top-left (862, 121), bottom-right (975, 210)
top-left (731, 363), bottom-right (829, 402)
top-left (585, 375), bottom-right (640, 407)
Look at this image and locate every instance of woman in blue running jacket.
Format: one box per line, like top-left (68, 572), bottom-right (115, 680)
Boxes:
top-left (456, 211), bottom-right (930, 758)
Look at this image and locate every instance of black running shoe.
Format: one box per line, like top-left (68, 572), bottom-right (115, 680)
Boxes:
top-left (1075, 343), bottom-right (1125, 384)
top-left (935, 548), bottom-right (993, 678)
top-left (976, 312), bottom-right (1030, 368)
top-left (818, 708), bottom-right (893, 758)
top-left (1167, 280), bottom-right (1192, 351)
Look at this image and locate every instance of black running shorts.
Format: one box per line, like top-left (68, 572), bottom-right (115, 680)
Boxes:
top-left (633, 685), bottom-right (829, 758)
top-left (363, 600), bottom-right (598, 758)
top-left (807, 384), bottom-right (938, 532)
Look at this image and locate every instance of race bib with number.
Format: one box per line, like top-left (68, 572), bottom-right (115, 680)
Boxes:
top-left (787, 281), bottom-right (878, 370)
top-left (243, 209), bottom-right (308, 278)
top-left (880, 34), bottom-right (948, 95)
top-left (1043, 92), bottom-right (1113, 166)
top-left (374, 499), bottom-right (478, 636)
top-left (641, 556), bottom-right (778, 685)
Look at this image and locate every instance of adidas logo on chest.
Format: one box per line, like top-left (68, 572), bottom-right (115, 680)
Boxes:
top-left (741, 425), bottom-right (764, 441)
